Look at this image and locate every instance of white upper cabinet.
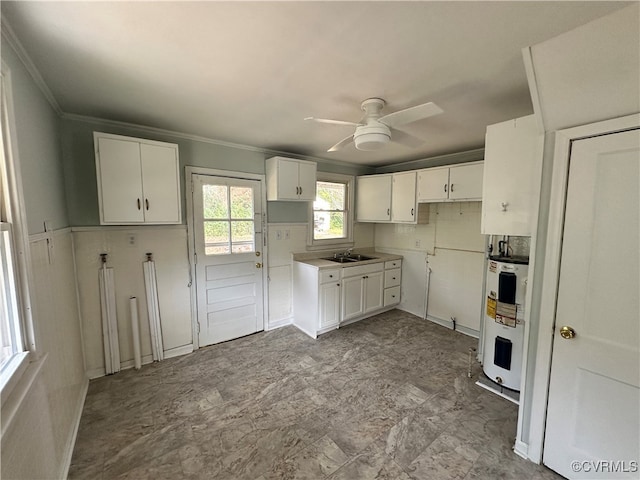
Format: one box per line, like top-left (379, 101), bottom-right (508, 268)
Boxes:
top-left (416, 166), bottom-right (449, 202)
top-left (417, 161), bottom-right (483, 203)
top-left (481, 115), bottom-right (544, 236)
top-left (391, 171), bottom-right (417, 223)
top-left (449, 163), bottom-right (484, 200)
top-left (265, 156), bottom-right (316, 201)
top-left (94, 132), bottom-right (181, 225)
top-left (356, 174), bottom-right (392, 222)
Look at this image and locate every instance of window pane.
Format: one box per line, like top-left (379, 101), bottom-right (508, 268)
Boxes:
top-left (203, 185), bottom-right (228, 219)
top-left (204, 221), bottom-right (230, 255)
top-left (231, 221), bottom-right (254, 253)
top-left (0, 229), bottom-right (20, 369)
top-left (314, 212), bottom-right (345, 239)
top-left (230, 187), bottom-right (254, 219)
top-left (315, 181), bottom-right (345, 210)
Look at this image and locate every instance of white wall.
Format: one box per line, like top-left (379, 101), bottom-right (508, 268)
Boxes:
top-left (2, 231), bottom-right (87, 479)
top-left (73, 226), bottom-right (193, 378)
top-left (375, 202), bottom-right (486, 336)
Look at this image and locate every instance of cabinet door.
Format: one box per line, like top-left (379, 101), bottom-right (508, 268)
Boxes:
top-left (319, 281), bottom-right (341, 328)
top-left (276, 158), bottom-right (300, 200)
top-left (356, 175), bottom-right (392, 222)
top-left (140, 144), bottom-right (181, 223)
top-left (391, 171), bottom-right (417, 222)
top-left (449, 163), bottom-right (483, 201)
top-left (297, 161), bottom-right (317, 201)
top-left (417, 167), bottom-right (449, 202)
top-left (482, 115), bottom-right (543, 235)
top-left (341, 275), bottom-right (364, 321)
top-left (97, 137), bottom-right (144, 223)
top-left (363, 271), bottom-right (384, 314)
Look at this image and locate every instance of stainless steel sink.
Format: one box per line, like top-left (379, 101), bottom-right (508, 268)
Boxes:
top-left (322, 254), bottom-right (377, 263)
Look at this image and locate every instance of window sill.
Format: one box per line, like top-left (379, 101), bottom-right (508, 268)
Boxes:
top-left (1, 352), bottom-right (46, 439)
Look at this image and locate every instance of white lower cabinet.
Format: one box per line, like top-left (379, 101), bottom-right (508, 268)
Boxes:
top-left (293, 257), bottom-right (403, 338)
top-left (341, 263), bottom-right (384, 323)
top-left (318, 272), bottom-right (341, 329)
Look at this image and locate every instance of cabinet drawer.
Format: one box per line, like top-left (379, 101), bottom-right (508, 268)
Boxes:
top-left (385, 260), bottom-right (402, 269)
top-left (320, 269), bottom-right (341, 284)
top-left (384, 268), bottom-right (401, 288)
top-left (342, 262), bottom-right (384, 278)
top-left (384, 286), bottom-right (401, 306)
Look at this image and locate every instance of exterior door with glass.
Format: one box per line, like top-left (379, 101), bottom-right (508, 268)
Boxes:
top-left (192, 174), bottom-right (264, 346)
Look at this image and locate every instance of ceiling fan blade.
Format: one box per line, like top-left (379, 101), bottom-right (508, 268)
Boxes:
top-left (305, 117), bottom-right (360, 127)
top-left (390, 128), bottom-right (425, 148)
top-left (379, 102), bottom-right (443, 128)
top-left (328, 135), bottom-right (354, 152)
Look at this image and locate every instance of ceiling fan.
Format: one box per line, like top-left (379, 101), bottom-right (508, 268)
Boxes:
top-left (305, 98), bottom-right (443, 152)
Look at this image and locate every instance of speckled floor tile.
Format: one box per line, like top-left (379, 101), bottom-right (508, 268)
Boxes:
top-left (68, 310), bottom-right (563, 480)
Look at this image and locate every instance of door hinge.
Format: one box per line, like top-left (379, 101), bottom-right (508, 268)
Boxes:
top-left (194, 252), bottom-right (197, 265)
top-left (197, 322), bottom-right (200, 334)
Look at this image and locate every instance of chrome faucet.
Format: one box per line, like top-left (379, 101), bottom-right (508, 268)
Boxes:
top-left (344, 248), bottom-right (353, 257)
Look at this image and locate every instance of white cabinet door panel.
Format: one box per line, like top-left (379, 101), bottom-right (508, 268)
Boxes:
top-left (297, 161), bottom-right (317, 201)
top-left (97, 137), bottom-right (144, 223)
top-left (391, 172), bottom-right (417, 222)
top-left (341, 275), bottom-right (364, 321)
top-left (363, 271), bottom-right (384, 314)
top-left (357, 175), bottom-right (392, 222)
top-left (140, 144), bottom-right (180, 223)
top-left (449, 163), bottom-right (483, 200)
top-left (319, 282), bottom-right (341, 328)
top-left (417, 167), bottom-right (449, 202)
top-left (276, 158), bottom-right (300, 200)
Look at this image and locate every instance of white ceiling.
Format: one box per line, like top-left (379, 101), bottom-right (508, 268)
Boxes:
top-left (1, 1), bottom-right (630, 167)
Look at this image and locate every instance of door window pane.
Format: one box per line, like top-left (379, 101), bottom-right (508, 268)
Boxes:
top-left (203, 185), bottom-right (228, 219)
top-left (202, 183), bottom-right (255, 255)
top-left (230, 187), bottom-right (254, 219)
top-left (204, 221), bottom-right (230, 255)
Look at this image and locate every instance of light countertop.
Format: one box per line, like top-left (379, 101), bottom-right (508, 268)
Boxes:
top-left (292, 250), bottom-right (402, 269)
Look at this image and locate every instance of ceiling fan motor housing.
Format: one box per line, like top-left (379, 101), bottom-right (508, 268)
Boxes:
top-left (354, 122), bottom-right (391, 151)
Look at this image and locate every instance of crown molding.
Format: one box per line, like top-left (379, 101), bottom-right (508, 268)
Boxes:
top-left (373, 147), bottom-right (485, 173)
top-left (60, 112), bottom-right (368, 170)
top-left (1, 16), bottom-right (62, 115)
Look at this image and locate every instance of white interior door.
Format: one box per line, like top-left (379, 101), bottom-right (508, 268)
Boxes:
top-left (192, 174), bottom-right (264, 347)
top-left (544, 129), bottom-right (639, 478)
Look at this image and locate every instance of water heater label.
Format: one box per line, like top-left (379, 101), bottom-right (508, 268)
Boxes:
top-left (486, 296), bottom-right (497, 319)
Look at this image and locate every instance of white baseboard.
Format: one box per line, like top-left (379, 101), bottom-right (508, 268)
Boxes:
top-left (163, 344), bottom-right (193, 359)
top-left (59, 376), bottom-right (89, 479)
top-left (423, 313), bottom-right (479, 338)
top-left (267, 317), bottom-right (292, 330)
top-left (514, 439), bottom-right (530, 460)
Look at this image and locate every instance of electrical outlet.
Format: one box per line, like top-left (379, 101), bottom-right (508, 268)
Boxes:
top-left (127, 233), bottom-right (137, 246)
top-left (276, 230), bottom-right (282, 240)
top-left (284, 230), bottom-right (290, 240)
top-left (415, 239), bottom-right (421, 248)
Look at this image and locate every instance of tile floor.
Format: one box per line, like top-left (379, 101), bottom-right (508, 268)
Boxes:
top-left (69, 310), bottom-right (563, 479)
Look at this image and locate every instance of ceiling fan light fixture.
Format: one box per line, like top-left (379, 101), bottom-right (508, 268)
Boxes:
top-left (354, 123), bottom-right (391, 151)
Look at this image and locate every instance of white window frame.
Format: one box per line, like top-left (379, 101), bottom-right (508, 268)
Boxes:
top-left (307, 172), bottom-right (354, 249)
top-left (0, 66), bottom-right (35, 400)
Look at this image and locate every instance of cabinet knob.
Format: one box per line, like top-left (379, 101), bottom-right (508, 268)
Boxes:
top-left (501, 202), bottom-right (509, 212)
top-left (329, 274), bottom-right (333, 278)
top-left (337, 283), bottom-right (340, 287)
top-left (392, 277), bottom-right (396, 280)
top-left (450, 184), bottom-right (455, 192)
top-left (444, 184), bottom-right (448, 193)
top-left (145, 198), bottom-right (149, 210)
top-left (387, 208), bottom-right (390, 216)
top-left (137, 198), bottom-right (141, 210)
top-left (410, 208), bottom-right (414, 216)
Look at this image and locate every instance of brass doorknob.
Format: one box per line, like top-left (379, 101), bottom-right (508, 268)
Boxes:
top-left (560, 326), bottom-right (576, 339)
top-left (255, 262), bottom-right (262, 269)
